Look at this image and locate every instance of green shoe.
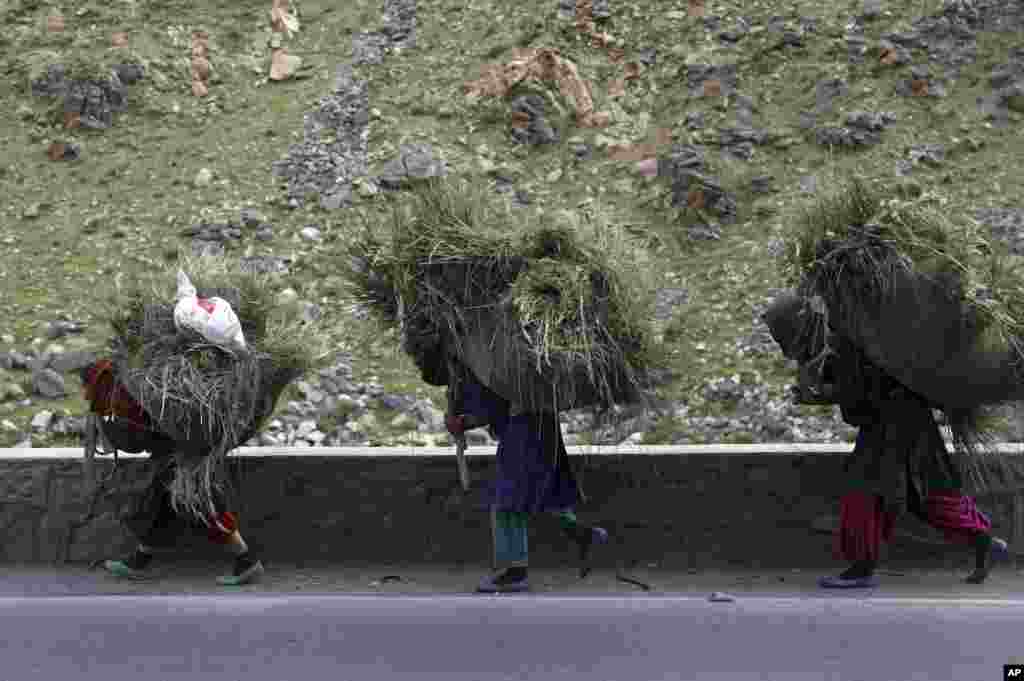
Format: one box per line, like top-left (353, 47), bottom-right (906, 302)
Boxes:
top-left (103, 559), bottom-right (152, 580)
top-left (216, 559), bottom-right (264, 586)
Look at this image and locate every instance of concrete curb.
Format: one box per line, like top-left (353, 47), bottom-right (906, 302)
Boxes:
top-left (4, 443), bottom-right (1024, 459)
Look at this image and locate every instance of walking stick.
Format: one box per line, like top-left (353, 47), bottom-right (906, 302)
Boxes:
top-left (447, 356), bottom-right (471, 492)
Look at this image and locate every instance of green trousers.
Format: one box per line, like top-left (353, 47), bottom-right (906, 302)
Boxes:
top-left (491, 508), bottom-right (581, 569)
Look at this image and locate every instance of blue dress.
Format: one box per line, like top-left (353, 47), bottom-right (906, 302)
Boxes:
top-left (456, 373), bottom-right (579, 513)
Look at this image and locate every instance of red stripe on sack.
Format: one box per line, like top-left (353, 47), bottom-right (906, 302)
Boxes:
top-left (196, 298), bottom-right (216, 314)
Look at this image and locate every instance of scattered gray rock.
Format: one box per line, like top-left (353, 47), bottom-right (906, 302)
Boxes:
top-left (703, 376), bottom-right (745, 403)
top-left (877, 40), bottom-right (913, 65)
top-left (590, 0), bottom-right (611, 20)
top-left (716, 127), bottom-right (769, 161)
top-left (510, 95), bottom-right (560, 146)
top-left (718, 18), bottom-right (750, 43)
top-left (351, 31), bottom-right (390, 65)
top-left (381, 0), bottom-right (418, 49)
top-left (320, 186), bottom-right (353, 210)
top-left (813, 78), bottom-right (848, 116)
top-left (798, 175), bottom-right (819, 194)
top-left (191, 241), bottom-right (225, 257)
top-left (659, 144), bottom-right (738, 222)
top-left (112, 63), bottom-right (145, 85)
top-left (815, 111), bottom-right (896, 149)
top-left (46, 320), bottom-right (85, 340)
top-left (238, 255), bottom-right (290, 275)
top-left (4, 351), bottom-right (30, 370)
top-left (31, 63), bottom-right (139, 129)
top-left (376, 143), bottom-right (449, 189)
top-left (272, 65), bottom-right (370, 209)
top-left (32, 369), bottom-right (66, 399)
top-left (180, 220), bottom-right (245, 243)
top-left (895, 67), bottom-right (948, 97)
top-left (49, 142), bottom-right (81, 161)
top-left (897, 143), bottom-right (946, 175)
top-left (976, 208), bottom-right (1024, 255)
top-left (638, 48), bottom-right (657, 66)
top-left (750, 175), bottom-right (774, 194)
top-left (979, 49), bottom-right (1024, 122)
top-left (31, 410), bottom-right (55, 432)
top-left (860, 0), bottom-right (883, 21)
top-left (685, 63), bottom-right (739, 97)
top-left (49, 350), bottom-right (97, 375)
top-left (255, 226), bottom-right (275, 242)
top-left (299, 302), bottom-right (323, 324)
top-left (51, 415), bottom-right (86, 436)
top-left (654, 288), bottom-right (689, 322)
top-left (239, 208), bottom-right (264, 228)
top-left (570, 140), bottom-right (593, 162)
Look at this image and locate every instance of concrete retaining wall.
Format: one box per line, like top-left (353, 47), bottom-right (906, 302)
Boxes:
top-left (2, 446), bottom-right (1023, 568)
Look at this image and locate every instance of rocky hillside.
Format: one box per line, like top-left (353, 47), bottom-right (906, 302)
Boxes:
top-left (2, 0), bottom-right (1024, 448)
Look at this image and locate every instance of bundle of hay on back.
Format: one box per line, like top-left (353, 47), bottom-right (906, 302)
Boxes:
top-left (774, 177), bottom-right (1024, 473)
top-left (780, 177), bottom-right (1024, 409)
top-left (344, 178), bottom-right (660, 413)
top-left (104, 254), bottom-right (326, 520)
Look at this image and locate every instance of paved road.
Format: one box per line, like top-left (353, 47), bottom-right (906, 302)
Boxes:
top-left (1, 593), bottom-right (1021, 681)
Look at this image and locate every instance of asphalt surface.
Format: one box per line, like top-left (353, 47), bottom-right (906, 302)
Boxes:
top-left (2, 592), bottom-right (1023, 681)
top-left (2, 565), bottom-right (1024, 680)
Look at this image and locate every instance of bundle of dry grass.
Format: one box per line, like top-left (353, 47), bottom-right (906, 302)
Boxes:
top-left (779, 177), bottom-right (1024, 484)
top-left (103, 254), bottom-right (327, 520)
top-left (344, 178), bottom-right (661, 412)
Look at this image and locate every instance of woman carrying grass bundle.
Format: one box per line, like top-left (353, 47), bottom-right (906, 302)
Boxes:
top-left (85, 254), bottom-right (321, 585)
top-left (767, 178), bottom-right (1022, 587)
top-left (442, 359), bottom-right (608, 593)
top-left (81, 359), bottom-right (264, 585)
top-left (817, 336), bottom-right (1009, 589)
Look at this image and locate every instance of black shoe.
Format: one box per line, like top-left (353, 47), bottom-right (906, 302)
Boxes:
top-left (476, 568), bottom-right (529, 593)
top-left (216, 553), bottom-right (265, 586)
top-left (965, 535), bottom-right (1009, 584)
top-left (576, 526), bottom-right (609, 579)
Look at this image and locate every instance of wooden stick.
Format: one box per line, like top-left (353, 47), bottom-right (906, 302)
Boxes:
top-left (447, 357), bottom-right (471, 491)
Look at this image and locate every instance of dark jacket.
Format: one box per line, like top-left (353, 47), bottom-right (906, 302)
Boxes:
top-left (455, 369), bottom-right (579, 513)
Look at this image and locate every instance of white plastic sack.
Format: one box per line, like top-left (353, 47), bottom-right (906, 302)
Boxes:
top-left (173, 270), bottom-right (248, 352)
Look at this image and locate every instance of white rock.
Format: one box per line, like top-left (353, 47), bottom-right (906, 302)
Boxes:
top-left (1, 334), bottom-right (14, 345)
top-left (14, 436), bottom-right (32, 448)
top-left (258, 432), bottom-right (280, 446)
top-left (1, 419), bottom-right (17, 431)
top-left (308, 430), bottom-right (326, 444)
top-left (300, 226), bottom-right (322, 242)
top-left (31, 410), bottom-right (55, 432)
top-left (621, 432), bottom-right (644, 445)
top-left (194, 168), bottom-right (213, 187)
top-left (296, 419), bottom-right (317, 438)
top-left (277, 288), bottom-right (299, 306)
